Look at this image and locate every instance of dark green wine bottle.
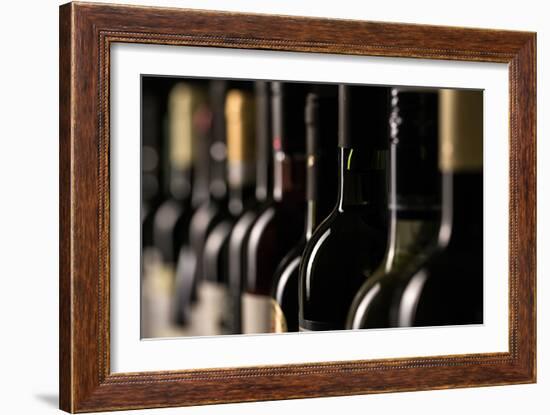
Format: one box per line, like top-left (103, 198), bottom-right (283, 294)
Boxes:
top-left (199, 87), bottom-right (256, 336)
top-left (141, 77), bottom-right (172, 252)
top-left (179, 80), bottom-right (231, 335)
top-left (393, 88), bottom-right (483, 327)
top-left (298, 84), bottom-right (389, 332)
top-left (144, 81), bottom-right (206, 337)
top-left (227, 81), bottom-right (273, 334)
top-left (171, 81), bottom-right (212, 329)
top-left (346, 87), bottom-right (441, 330)
top-left (271, 86), bottom-right (338, 332)
top-left (242, 82), bottom-right (307, 334)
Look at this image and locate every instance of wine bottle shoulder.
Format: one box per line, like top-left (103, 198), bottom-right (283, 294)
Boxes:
top-left (394, 246), bottom-right (483, 327)
top-left (246, 202), bottom-right (304, 296)
top-left (228, 208), bottom-right (260, 254)
top-left (272, 250), bottom-right (302, 332)
top-left (203, 218), bottom-right (234, 283)
top-left (272, 238), bottom-right (306, 298)
top-left (152, 198), bottom-right (194, 261)
top-left (188, 201), bottom-right (225, 246)
top-left (153, 198), bottom-right (190, 228)
top-left (346, 273), bottom-right (396, 330)
top-left (299, 208), bottom-right (387, 330)
top-left (346, 245), bottom-right (437, 329)
top-left (301, 209), bottom-right (386, 258)
top-left (248, 201), bottom-right (304, 246)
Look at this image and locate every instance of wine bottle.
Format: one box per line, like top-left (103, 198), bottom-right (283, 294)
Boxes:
top-left (346, 87), bottom-right (441, 330)
top-left (141, 77), bottom-right (171, 338)
top-left (199, 88), bottom-right (256, 335)
top-left (227, 81), bottom-right (272, 334)
top-left (393, 88), bottom-right (483, 327)
top-left (179, 80), bottom-right (230, 335)
top-left (142, 82), bottom-right (206, 338)
top-left (171, 84), bottom-right (213, 328)
top-left (298, 84), bottom-right (389, 332)
top-left (242, 82), bottom-right (308, 334)
top-left (271, 86), bottom-right (338, 332)
top-left (141, 77), bottom-right (171, 252)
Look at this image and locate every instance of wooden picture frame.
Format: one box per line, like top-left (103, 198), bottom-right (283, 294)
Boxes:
top-left (59, 2), bottom-right (536, 412)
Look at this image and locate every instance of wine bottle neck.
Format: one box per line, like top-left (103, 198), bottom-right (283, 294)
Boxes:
top-left (225, 88), bottom-right (256, 214)
top-left (256, 153), bottom-right (273, 203)
top-left (336, 147), bottom-right (386, 213)
top-left (272, 151), bottom-right (306, 203)
top-left (305, 155), bottom-right (337, 239)
top-left (207, 141), bottom-right (228, 203)
top-left (270, 82), bottom-right (307, 203)
top-left (254, 82), bottom-right (273, 202)
top-left (207, 81), bottom-right (229, 203)
top-left (190, 165), bottom-right (209, 207)
top-left (303, 88), bottom-right (339, 239)
top-left (168, 168), bottom-right (192, 201)
top-left (437, 89), bottom-right (483, 250)
top-left (190, 104), bottom-right (213, 207)
top-left (383, 215), bottom-right (439, 272)
top-left (228, 185), bottom-right (255, 216)
top-left (227, 161), bottom-right (256, 215)
top-left (166, 92), bottom-right (193, 202)
top-left (304, 200), bottom-right (331, 239)
top-left (141, 82), bottom-right (166, 205)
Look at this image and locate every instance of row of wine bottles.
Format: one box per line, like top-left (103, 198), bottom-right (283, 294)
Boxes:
top-left (141, 76), bottom-right (483, 338)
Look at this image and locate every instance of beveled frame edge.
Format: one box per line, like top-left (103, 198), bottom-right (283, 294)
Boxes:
top-left (59, 1), bottom-right (536, 412)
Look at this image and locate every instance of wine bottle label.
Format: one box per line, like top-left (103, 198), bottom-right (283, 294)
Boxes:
top-left (242, 293), bottom-right (274, 334)
top-left (191, 281), bottom-right (230, 336)
top-left (270, 299), bottom-right (288, 333)
top-left (439, 89), bottom-right (483, 172)
top-left (141, 256), bottom-right (189, 338)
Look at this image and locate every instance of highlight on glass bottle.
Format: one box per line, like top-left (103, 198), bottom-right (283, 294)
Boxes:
top-left (140, 75), bottom-right (483, 338)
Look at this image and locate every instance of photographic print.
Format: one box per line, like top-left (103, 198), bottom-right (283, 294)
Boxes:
top-left (140, 78), bottom-right (484, 338)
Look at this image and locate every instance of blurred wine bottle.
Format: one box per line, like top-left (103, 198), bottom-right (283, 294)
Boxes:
top-left (392, 89), bottom-right (483, 327)
top-left (171, 83), bottom-right (213, 329)
top-left (141, 77), bottom-right (170, 338)
top-left (142, 81), bottom-right (206, 338)
top-left (199, 87), bottom-right (256, 335)
top-left (227, 81), bottom-right (273, 334)
top-left (298, 85), bottom-right (389, 332)
top-left (180, 80), bottom-right (230, 336)
top-left (242, 82), bottom-right (308, 334)
top-left (346, 88), bottom-right (441, 330)
top-left (271, 86), bottom-right (338, 332)
top-left (141, 77), bottom-right (171, 253)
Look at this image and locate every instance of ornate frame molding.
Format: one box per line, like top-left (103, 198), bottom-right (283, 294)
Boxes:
top-left (60, 2), bottom-right (536, 412)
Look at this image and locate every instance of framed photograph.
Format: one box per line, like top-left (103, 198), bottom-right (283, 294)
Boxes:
top-left (59, 2), bottom-right (536, 412)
